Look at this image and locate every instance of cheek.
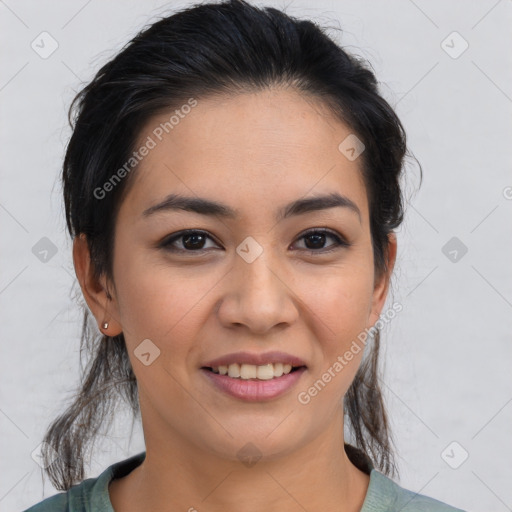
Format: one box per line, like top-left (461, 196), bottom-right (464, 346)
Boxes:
top-left (113, 249), bottom-right (222, 351)
top-left (296, 263), bottom-right (374, 340)
top-left (293, 262), bottom-right (375, 399)
top-left (112, 253), bottom-right (213, 399)
top-left (296, 270), bottom-right (373, 398)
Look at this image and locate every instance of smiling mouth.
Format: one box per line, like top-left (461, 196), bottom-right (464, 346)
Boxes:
top-left (202, 362), bottom-right (306, 380)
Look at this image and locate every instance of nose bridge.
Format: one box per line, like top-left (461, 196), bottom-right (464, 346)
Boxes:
top-left (219, 236), bottom-right (298, 332)
top-left (236, 237), bottom-right (283, 300)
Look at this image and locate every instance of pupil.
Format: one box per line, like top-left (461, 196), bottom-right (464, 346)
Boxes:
top-left (184, 233), bottom-right (204, 249)
top-left (306, 233), bottom-right (325, 249)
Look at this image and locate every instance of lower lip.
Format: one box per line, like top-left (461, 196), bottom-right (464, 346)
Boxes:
top-left (201, 367), bottom-right (306, 402)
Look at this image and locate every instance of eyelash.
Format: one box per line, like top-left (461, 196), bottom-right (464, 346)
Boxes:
top-left (159, 228), bottom-right (350, 255)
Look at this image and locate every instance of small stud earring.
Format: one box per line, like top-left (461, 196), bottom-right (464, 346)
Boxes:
top-left (102, 322), bottom-right (109, 330)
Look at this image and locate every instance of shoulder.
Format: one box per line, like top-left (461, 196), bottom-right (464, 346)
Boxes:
top-left (22, 477), bottom-right (98, 512)
top-left (362, 469), bottom-right (466, 512)
top-left (23, 452), bottom-right (146, 512)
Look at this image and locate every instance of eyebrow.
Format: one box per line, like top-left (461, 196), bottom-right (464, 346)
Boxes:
top-left (142, 192), bottom-right (361, 223)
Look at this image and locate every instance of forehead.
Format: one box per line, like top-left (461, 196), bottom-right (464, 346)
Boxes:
top-left (119, 88), bottom-right (369, 224)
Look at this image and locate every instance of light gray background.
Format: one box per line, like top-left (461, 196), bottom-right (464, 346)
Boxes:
top-left (1, 1), bottom-right (511, 511)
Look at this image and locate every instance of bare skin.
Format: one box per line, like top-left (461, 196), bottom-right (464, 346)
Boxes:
top-left (74, 87), bottom-right (397, 512)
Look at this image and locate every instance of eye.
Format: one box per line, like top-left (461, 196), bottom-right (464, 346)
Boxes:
top-left (159, 228), bottom-right (350, 255)
top-left (292, 228), bottom-right (350, 254)
top-left (159, 230), bottom-right (220, 253)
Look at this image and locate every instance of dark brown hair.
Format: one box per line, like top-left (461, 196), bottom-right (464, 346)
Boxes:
top-left (42, 0), bottom-right (418, 489)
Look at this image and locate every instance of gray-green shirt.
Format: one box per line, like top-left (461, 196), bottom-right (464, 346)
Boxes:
top-left (24, 451), bottom-right (465, 511)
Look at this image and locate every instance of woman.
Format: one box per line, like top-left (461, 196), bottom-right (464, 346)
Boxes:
top-left (25, 0), bottom-right (464, 510)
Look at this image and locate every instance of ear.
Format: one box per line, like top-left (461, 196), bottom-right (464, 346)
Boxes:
top-left (368, 232), bottom-right (397, 327)
top-left (72, 233), bottom-right (123, 336)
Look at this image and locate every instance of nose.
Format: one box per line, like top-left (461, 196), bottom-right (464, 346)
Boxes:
top-left (216, 247), bottom-right (299, 334)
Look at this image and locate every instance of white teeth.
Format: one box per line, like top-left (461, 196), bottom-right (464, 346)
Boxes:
top-left (227, 363), bottom-right (240, 378)
top-left (211, 362), bottom-right (298, 380)
top-left (256, 364), bottom-right (274, 380)
top-left (240, 363), bottom-right (257, 379)
top-left (273, 363), bottom-right (284, 377)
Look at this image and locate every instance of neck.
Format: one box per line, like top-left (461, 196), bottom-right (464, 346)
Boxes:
top-left (110, 407), bottom-right (370, 512)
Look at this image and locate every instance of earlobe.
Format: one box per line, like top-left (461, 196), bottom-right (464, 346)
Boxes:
top-left (72, 234), bottom-right (123, 336)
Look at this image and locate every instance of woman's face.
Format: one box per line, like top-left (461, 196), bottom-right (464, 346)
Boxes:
top-left (94, 88), bottom-right (395, 461)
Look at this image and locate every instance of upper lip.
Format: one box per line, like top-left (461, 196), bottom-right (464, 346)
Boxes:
top-left (202, 351), bottom-right (307, 368)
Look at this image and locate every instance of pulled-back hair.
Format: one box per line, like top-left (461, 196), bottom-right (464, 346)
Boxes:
top-left (42, 0), bottom-right (416, 489)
